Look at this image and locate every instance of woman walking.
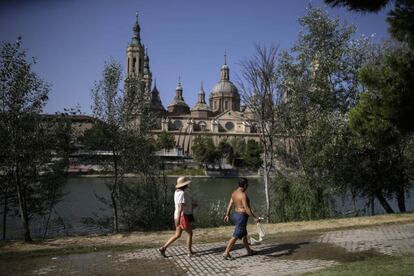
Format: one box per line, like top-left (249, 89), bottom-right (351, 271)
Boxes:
top-left (159, 176), bottom-right (196, 257)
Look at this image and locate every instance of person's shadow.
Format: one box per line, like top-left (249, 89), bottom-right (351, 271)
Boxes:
top-left (195, 242), bottom-right (308, 258)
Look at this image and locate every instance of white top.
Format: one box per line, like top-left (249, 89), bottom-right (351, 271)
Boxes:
top-left (174, 189), bottom-right (193, 219)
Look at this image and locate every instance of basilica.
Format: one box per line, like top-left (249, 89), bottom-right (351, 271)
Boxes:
top-left (126, 15), bottom-right (260, 154)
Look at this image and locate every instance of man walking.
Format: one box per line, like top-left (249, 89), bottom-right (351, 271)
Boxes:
top-left (223, 178), bottom-right (260, 260)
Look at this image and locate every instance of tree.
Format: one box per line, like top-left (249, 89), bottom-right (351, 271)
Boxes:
top-left (192, 136), bottom-right (219, 169)
top-left (324, 0), bottom-right (390, 12)
top-left (243, 139), bottom-right (263, 171)
top-left (239, 45), bottom-right (282, 222)
top-left (272, 6), bottom-right (380, 221)
top-left (217, 139), bottom-right (234, 167)
top-left (0, 38), bottom-right (70, 241)
top-left (118, 76), bottom-right (172, 231)
top-left (229, 137), bottom-right (246, 167)
top-left (156, 131), bottom-right (175, 152)
top-left (88, 59), bottom-right (124, 233)
top-left (325, 0), bottom-right (414, 48)
top-left (349, 45), bottom-right (414, 212)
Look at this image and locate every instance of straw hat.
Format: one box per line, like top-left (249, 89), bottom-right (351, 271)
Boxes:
top-left (176, 176), bottom-right (191, 189)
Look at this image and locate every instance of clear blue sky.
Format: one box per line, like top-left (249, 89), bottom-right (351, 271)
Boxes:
top-left (0, 0), bottom-right (390, 114)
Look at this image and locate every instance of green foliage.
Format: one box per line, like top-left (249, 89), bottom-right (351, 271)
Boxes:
top-left (353, 46), bottom-right (414, 135)
top-left (117, 176), bottom-right (174, 231)
top-left (0, 38), bottom-right (71, 241)
top-left (348, 45), bottom-right (414, 212)
top-left (243, 139), bottom-right (263, 171)
top-left (326, 0), bottom-right (414, 49)
top-left (86, 58), bottom-right (172, 232)
top-left (156, 131), bottom-right (175, 151)
top-left (217, 139), bottom-right (234, 165)
top-left (192, 136), bottom-right (220, 168)
top-left (272, 173), bottom-right (332, 222)
top-left (271, 6), bottom-right (384, 221)
top-left (388, 0), bottom-right (414, 48)
top-left (324, 0), bottom-right (389, 12)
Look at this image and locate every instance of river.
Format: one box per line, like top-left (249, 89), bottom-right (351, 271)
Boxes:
top-left (2, 177), bottom-right (414, 239)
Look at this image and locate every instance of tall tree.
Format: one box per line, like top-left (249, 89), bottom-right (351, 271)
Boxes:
top-left (349, 45), bottom-right (414, 212)
top-left (273, 6), bottom-right (379, 220)
top-left (88, 59), bottom-right (124, 233)
top-left (239, 44), bottom-right (281, 222)
top-left (0, 38), bottom-right (70, 241)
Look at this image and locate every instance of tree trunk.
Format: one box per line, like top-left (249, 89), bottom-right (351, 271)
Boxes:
top-left (370, 194), bottom-right (375, 216)
top-left (375, 191), bottom-right (394, 214)
top-left (262, 152), bottom-right (270, 222)
top-left (2, 188), bottom-right (8, 240)
top-left (15, 163), bottom-right (32, 242)
top-left (111, 190), bottom-right (119, 233)
top-left (396, 187), bottom-right (406, 213)
top-left (112, 156), bottom-right (119, 233)
top-left (43, 177), bottom-right (58, 239)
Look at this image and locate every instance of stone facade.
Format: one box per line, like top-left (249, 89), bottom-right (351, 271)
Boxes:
top-left (126, 15), bottom-right (260, 155)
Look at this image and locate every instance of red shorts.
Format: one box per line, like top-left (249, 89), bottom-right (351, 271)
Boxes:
top-left (177, 215), bottom-right (192, 230)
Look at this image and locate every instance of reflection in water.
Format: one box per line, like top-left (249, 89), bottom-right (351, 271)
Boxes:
top-left (2, 177), bottom-right (413, 239)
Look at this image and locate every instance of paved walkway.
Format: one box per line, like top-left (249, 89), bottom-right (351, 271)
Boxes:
top-left (3, 223), bottom-right (414, 276)
top-left (315, 223), bottom-right (414, 256)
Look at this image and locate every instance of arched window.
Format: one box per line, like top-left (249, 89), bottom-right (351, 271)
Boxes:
top-left (132, 58), bottom-right (136, 73)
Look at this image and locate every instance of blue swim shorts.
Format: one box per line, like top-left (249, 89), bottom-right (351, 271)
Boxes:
top-left (232, 212), bottom-right (249, 239)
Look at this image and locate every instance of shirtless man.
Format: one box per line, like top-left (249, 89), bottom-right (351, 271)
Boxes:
top-left (223, 178), bottom-right (260, 259)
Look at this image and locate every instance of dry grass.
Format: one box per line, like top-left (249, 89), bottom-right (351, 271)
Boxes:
top-left (1, 213), bottom-right (413, 257)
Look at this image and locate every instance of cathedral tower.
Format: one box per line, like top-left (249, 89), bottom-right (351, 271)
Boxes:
top-left (125, 13), bottom-right (152, 99)
top-left (126, 13), bottom-right (145, 78)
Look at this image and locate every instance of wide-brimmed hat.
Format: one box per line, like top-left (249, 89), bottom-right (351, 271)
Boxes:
top-left (176, 176), bottom-right (191, 189)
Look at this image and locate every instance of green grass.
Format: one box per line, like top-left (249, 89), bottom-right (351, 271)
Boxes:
top-left (166, 167), bottom-right (205, 176)
top-left (309, 255), bottom-right (414, 276)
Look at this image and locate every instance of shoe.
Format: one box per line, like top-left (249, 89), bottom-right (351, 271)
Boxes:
top-left (188, 252), bottom-right (198, 257)
top-left (158, 247), bottom-right (167, 257)
top-left (247, 250), bottom-right (258, 256)
top-left (223, 254), bottom-right (235, 260)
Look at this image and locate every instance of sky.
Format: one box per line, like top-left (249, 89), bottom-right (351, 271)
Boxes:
top-left (0, 0), bottom-right (390, 114)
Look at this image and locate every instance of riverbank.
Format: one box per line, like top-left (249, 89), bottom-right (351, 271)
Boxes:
top-left (1, 213), bottom-right (413, 260)
top-left (68, 167), bottom-right (260, 178)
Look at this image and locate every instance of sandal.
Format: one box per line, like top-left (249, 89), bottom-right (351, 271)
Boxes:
top-left (158, 247), bottom-right (167, 257)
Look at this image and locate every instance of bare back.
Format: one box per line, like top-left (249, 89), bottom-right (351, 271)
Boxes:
top-left (231, 189), bottom-right (250, 213)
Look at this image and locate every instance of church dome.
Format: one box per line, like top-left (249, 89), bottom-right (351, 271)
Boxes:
top-left (211, 80), bottom-right (239, 95)
top-left (209, 54), bottom-right (241, 113)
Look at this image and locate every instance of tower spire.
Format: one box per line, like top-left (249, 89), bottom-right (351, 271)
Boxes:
top-left (198, 81), bottom-right (206, 104)
top-left (131, 11), bottom-right (141, 45)
top-left (220, 52), bottom-right (230, 81)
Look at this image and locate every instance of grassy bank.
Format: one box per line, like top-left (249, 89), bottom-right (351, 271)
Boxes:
top-left (309, 255), bottom-right (414, 276)
top-left (1, 213), bottom-right (413, 260)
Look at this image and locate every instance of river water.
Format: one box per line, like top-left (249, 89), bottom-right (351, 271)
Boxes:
top-left (3, 177), bottom-right (414, 239)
